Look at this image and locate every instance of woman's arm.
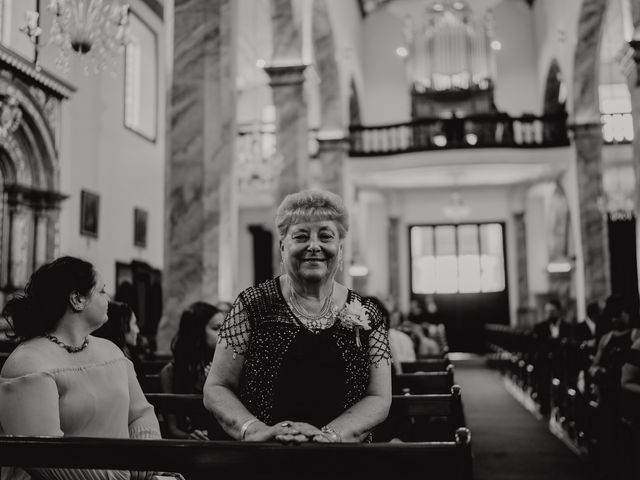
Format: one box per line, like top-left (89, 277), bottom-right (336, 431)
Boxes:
top-left (317, 359), bottom-right (392, 442)
top-left (126, 360), bottom-right (161, 439)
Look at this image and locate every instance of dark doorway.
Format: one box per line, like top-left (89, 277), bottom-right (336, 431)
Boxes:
top-left (607, 212), bottom-right (639, 311)
top-left (115, 261), bottom-right (162, 354)
top-left (248, 225), bottom-right (274, 286)
top-left (409, 222), bottom-right (510, 352)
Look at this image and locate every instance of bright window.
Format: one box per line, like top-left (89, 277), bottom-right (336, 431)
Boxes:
top-left (411, 223), bottom-right (506, 294)
top-left (124, 12), bottom-right (157, 141)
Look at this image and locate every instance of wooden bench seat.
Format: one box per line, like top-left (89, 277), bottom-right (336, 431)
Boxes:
top-left (145, 391), bottom-right (468, 444)
top-left (0, 435), bottom-right (472, 480)
top-left (392, 369), bottom-right (455, 394)
top-left (401, 359), bottom-right (451, 373)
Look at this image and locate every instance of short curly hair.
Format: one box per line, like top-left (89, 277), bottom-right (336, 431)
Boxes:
top-left (275, 189), bottom-right (349, 239)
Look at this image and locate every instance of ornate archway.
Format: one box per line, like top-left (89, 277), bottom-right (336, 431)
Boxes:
top-left (0, 63), bottom-right (71, 298)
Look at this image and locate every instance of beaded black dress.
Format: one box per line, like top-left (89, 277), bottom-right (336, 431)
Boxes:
top-left (218, 277), bottom-right (391, 428)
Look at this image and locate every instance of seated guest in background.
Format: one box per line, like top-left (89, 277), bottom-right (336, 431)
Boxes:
top-left (93, 300), bottom-right (142, 376)
top-left (405, 297), bottom-right (447, 353)
top-left (0, 256), bottom-right (160, 480)
top-left (367, 296), bottom-right (413, 374)
top-left (160, 301), bottom-right (223, 440)
top-left (575, 300), bottom-right (600, 346)
top-left (204, 189), bottom-right (391, 443)
top-left (216, 301), bottom-right (233, 316)
top-left (589, 294), bottom-right (638, 388)
top-left (622, 335), bottom-right (640, 394)
top-left (533, 299), bottom-right (571, 340)
top-left (588, 294), bottom-right (639, 479)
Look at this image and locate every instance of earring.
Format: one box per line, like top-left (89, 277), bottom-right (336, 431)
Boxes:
top-left (339, 254), bottom-right (343, 272)
top-left (280, 257), bottom-right (285, 274)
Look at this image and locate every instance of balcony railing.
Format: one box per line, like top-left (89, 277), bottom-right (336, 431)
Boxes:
top-left (348, 113), bottom-right (570, 156)
top-left (601, 112), bottom-right (633, 144)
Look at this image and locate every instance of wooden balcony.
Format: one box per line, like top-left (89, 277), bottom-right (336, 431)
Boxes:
top-left (348, 113), bottom-right (570, 157)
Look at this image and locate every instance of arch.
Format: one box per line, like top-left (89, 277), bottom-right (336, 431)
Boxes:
top-left (311, 0), bottom-right (343, 132)
top-left (573, 0), bottom-right (608, 124)
top-left (0, 74), bottom-right (59, 191)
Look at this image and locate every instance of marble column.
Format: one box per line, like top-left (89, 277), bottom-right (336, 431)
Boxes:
top-left (388, 217), bottom-right (401, 303)
top-left (317, 135), bottom-right (348, 198)
top-left (572, 123), bottom-right (610, 303)
top-left (160, 0), bottom-right (238, 353)
top-left (625, 40), bottom-right (640, 301)
top-left (513, 212), bottom-right (529, 309)
top-left (264, 64), bottom-right (309, 204)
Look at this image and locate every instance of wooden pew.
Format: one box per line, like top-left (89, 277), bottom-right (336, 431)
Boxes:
top-left (401, 359), bottom-right (450, 373)
top-left (145, 391), bottom-right (468, 444)
top-left (0, 435), bottom-right (472, 480)
top-left (140, 358), bottom-right (171, 376)
top-left (142, 373), bottom-right (162, 393)
top-left (392, 368), bottom-right (454, 394)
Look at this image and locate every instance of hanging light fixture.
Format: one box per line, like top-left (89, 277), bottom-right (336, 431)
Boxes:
top-left (0, 88), bottom-right (23, 140)
top-left (21, 0), bottom-right (130, 74)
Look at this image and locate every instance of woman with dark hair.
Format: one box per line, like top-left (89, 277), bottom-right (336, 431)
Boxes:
top-left (0, 256), bottom-right (160, 480)
top-left (93, 300), bottom-right (142, 375)
top-left (160, 301), bottom-right (223, 440)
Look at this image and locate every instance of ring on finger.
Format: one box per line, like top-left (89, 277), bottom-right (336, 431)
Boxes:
top-left (281, 421), bottom-right (292, 428)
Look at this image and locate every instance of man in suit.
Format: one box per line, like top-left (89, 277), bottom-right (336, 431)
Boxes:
top-left (533, 299), bottom-right (569, 340)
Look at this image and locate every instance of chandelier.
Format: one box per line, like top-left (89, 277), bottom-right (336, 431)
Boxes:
top-left (21, 0), bottom-right (130, 74)
top-left (0, 88), bottom-right (23, 140)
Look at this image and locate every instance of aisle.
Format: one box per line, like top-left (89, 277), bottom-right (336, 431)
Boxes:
top-left (454, 359), bottom-right (591, 480)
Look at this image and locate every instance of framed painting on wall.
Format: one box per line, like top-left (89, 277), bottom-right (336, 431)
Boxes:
top-left (80, 190), bottom-right (99, 238)
top-left (134, 208), bottom-right (148, 248)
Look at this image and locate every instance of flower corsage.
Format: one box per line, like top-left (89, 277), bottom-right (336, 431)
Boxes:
top-left (337, 299), bottom-right (371, 347)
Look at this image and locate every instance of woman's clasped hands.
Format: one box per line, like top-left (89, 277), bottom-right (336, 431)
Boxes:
top-left (243, 420), bottom-right (341, 443)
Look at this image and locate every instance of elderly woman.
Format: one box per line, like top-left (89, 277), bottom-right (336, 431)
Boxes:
top-left (204, 189), bottom-right (392, 443)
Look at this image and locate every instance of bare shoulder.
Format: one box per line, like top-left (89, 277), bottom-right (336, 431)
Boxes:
top-left (1, 339), bottom-right (56, 378)
top-left (89, 335), bottom-right (126, 359)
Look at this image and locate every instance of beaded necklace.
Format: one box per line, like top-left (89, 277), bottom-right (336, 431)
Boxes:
top-left (44, 333), bottom-right (89, 353)
top-left (287, 277), bottom-right (336, 331)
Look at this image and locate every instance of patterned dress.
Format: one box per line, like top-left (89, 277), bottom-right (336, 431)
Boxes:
top-left (219, 277), bottom-right (391, 428)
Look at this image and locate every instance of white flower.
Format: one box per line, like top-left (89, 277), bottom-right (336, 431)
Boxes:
top-left (338, 299), bottom-right (371, 331)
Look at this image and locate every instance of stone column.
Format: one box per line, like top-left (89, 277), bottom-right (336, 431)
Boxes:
top-left (160, 0), bottom-right (238, 353)
top-left (572, 123), bottom-right (610, 303)
top-left (388, 217), bottom-right (401, 303)
top-left (624, 40), bottom-right (640, 301)
top-left (513, 211), bottom-right (529, 309)
top-left (264, 64), bottom-right (309, 203)
top-left (317, 134), bottom-right (348, 199)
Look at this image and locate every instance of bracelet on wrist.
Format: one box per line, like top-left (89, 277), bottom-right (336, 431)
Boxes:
top-left (320, 425), bottom-right (342, 443)
top-left (240, 417), bottom-right (259, 440)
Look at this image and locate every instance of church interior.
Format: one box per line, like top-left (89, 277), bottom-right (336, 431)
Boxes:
top-left (0, 0), bottom-right (639, 479)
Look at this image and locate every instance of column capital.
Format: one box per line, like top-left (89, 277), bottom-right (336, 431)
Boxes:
top-left (264, 64), bottom-right (307, 86)
top-left (317, 134), bottom-right (349, 154)
top-left (568, 122), bottom-right (602, 139)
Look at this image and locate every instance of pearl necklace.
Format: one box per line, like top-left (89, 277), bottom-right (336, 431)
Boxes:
top-left (287, 277), bottom-right (336, 331)
top-left (44, 334), bottom-right (89, 353)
